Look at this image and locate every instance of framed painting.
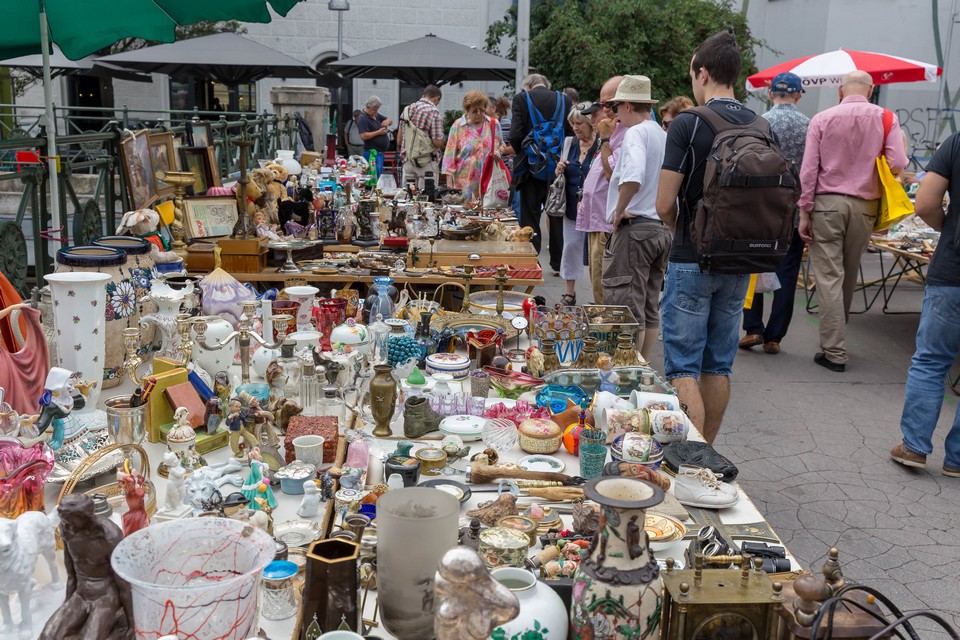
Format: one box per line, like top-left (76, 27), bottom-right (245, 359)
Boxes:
top-left (179, 146), bottom-right (213, 196)
top-left (148, 131), bottom-right (176, 198)
top-left (189, 121), bottom-right (213, 148)
top-left (182, 196), bottom-right (238, 239)
top-left (205, 146), bottom-right (222, 188)
top-left (120, 129), bottom-right (158, 210)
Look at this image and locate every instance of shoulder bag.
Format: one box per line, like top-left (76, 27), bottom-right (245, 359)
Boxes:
top-left (543, 136), bottom-right (574, 218)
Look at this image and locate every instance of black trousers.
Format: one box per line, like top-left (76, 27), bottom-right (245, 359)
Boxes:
top-left (518, 178), bottom-right (563, 271)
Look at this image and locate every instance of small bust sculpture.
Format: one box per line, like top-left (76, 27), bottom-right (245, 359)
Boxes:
top-left (434, 547), bottom-right (519, 640)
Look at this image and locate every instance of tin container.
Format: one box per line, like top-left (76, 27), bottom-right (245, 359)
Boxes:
top-left (415, 447), bottom-right (448, 476)
top-left (497, 515), bottom-right (537, 547)
top-left (517, 418), bottom-right (562, 454)
top-left (478, 527), bottom-right (529, 569)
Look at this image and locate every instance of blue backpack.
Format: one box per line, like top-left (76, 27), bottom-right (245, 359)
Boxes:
top-left (521, 91), bottom-right (565, 181)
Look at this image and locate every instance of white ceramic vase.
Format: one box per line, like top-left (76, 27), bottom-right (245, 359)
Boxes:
top-left (44, 272), bottom-right (111, 429)
top-left (490, 567), bottom-right (568, 640)
top-left (191, 315), bottom-right (238, 379)
top-left (140, 280), bottom-right (194, 359)
top-left (251, 299), bottom-right (280, 380)
top-left (284, 285), bottom-right (319, 332)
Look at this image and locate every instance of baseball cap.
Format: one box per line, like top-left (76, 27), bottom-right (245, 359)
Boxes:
top-left (579, 101), bottom-right (602, 115)
top-left (770, 72), bottom-right (805, 94)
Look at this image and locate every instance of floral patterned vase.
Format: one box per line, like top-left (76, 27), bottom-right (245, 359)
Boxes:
top-left (490, 567), bottom-right (569, 640)
top-left (570, 476), bottom-right (664, 640)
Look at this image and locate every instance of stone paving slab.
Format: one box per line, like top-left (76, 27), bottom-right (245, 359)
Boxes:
top-left (534, 242), bottom-right (958, 635)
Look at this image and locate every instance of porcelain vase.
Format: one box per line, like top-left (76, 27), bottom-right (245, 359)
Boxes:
top-left (251, 299), bottom-right (280, 379)
top-left (490, 567), bottom-right (568, 640)
top-left (139, 280), bottom-right (193, 359)
top-left (44, 271), bottom-right (112, 429)
top-left (191, 315), bottom-right (238, 379)
top-left (376, 487), bottom-right (459, 639)
top-left (570, 477), bottom-right (664, 639)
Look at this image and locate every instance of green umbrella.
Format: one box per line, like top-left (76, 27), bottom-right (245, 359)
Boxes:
top-left (2, 0), bottom-right (304, 239)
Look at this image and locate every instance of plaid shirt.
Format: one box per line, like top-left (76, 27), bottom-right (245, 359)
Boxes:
top-left (400, 98), bottom-right (443, 162)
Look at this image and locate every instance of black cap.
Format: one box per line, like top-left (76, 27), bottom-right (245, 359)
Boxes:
top-left (579, 101), bottom-right (602, 115)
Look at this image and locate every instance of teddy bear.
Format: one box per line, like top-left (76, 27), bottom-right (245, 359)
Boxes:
top-left (507, 226), bottom-right (536, 243)
top-left (263, 161), bottom-right (290, 222)
top-left (115, 208), bottom-right (181, 263)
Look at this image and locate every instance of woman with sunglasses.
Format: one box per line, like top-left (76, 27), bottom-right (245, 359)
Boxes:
top-left (657, 96), bottom-right (694, 132)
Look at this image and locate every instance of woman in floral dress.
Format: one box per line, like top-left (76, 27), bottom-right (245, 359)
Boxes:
top-left (441, 90), bottom-right (503, 202)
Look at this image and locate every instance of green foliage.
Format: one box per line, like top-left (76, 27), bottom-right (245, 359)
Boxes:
top-left (486, 0), bottom-right (762, 102)
top-left (443, 109), bottom-right (463, 134)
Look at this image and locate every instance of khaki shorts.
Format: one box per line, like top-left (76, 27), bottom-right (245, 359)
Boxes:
top-left (601, 220), bottom-right (672, 329)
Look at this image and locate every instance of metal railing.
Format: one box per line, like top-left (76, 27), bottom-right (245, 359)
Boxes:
top-left (0, 104), bottom-right (299, 295)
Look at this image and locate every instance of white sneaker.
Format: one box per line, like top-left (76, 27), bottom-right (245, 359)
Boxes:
top-left (674, 465), bottom-right (739, 509)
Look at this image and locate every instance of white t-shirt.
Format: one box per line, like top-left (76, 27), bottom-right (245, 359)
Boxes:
top-left (605, 119), bottom-right (667, 223)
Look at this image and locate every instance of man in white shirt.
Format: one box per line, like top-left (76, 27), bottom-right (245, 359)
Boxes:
top-left (602, 75), bottom-right (671, 358)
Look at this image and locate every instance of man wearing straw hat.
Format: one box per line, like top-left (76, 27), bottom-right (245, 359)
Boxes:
top-left (602, 75), bottom-right (670, 359)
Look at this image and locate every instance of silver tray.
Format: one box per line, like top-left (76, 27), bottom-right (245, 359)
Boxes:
top-left (274, 520), bottom-right (323, 548)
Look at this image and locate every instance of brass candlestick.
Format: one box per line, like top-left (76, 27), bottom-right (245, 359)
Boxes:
top-left (160, 171), bottom-right (198, 259)
top-left (192, 301), bottom-right (283, 385)
top-left (494, 266), bottom-right (509, 317)
top-left (230, 132), bottom-right (255, 239)
top-left (123, 327), bottom-right (145, 386)
top-left (175, 313), bottom-right (195, 366)
top-left (461, 264), bottom-right (474, 313)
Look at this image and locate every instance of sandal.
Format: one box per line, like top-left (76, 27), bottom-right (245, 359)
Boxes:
top-left (560, 293), bottom-right (577, 306)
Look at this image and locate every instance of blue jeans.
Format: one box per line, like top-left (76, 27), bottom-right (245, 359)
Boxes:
top-left (742, 228), bottom-right (804, 343)
top-left (899, 285), bottom-right (960, 468)
top-left (661, 262), bottom-right (749, 380)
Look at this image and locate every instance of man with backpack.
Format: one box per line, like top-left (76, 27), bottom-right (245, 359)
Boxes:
top-left (798, 70), bottom-right (907, 372)
top-left (510, 73), bottom-right (573, 273)
top-left (398, 85), bottom-right (445, 190)
top-left (656, 30), bottom-right (797, 442)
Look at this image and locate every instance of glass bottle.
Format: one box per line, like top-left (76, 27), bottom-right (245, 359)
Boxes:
top-left (335, 206), bottom-right (357, 244)
top-left (273, 341), bottom-right (303, 401)
top-left (300, 359), bottom-right (321, 416)
top-left (576, 336), bottom-right (600, 370)
top-left (364, 277), bottom-right (396, 323)
top-left (319, 386), bottom-right (346, 432)
top-left (541, 339), bottom-right (561, 375)
top-left (639, 372), bottom-right (657, 394)
top-left (414, 311), bottom-right (438, 368)
top-left (369, 313), bottom-right (391, 365)
top-left (612, 333), bottom-right (640, 368)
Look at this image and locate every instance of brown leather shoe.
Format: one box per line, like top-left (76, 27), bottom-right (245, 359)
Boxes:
top-left (890, 443), bottom-right (926, 468)
top-left (763, 341), bottom-right (780, 354)
top-left (943, 464), bottom-right (960, 478)
top-left (739, 334), bottom-right (763, 349)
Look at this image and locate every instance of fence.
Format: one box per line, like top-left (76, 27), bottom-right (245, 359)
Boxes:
top-left (0, 104), bottom-right (298, 295)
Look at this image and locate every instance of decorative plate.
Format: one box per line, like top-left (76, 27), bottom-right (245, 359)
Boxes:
top-left (645, 512), bottom-right (687, 543)
top-left (431, 313), bottom-right (519, 341)
top-left (517, 455), bottom-right (566, 473)
top-left (439, 414), bottom-right (486, 440)
top-left (418, 478), bottom-right (473, 504)
top-left (274, 520), bottom-right (323, 548)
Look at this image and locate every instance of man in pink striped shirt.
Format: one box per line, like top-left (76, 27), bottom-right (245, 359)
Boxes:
top-left (798, 70), bottom-right (907, 372)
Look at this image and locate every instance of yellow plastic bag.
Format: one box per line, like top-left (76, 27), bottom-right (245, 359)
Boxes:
top-left (874, 156), bottom-right (914, 231)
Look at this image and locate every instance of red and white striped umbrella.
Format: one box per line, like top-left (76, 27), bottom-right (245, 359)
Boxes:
top-left (746, 49), bottom-right (942, 92)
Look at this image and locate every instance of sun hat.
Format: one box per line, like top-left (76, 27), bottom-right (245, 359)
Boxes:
top-left (610, 75), bottom-right (659, 105)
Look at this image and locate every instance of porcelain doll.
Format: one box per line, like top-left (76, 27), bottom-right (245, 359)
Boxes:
top-left (241, 448), bottom-right (277, 511)
top-left (161, 450), bottom-right (186, 513)
top-left (167, 407), bottom-right (196, 443)
top-left (597, 353), bottom-right (620, 394)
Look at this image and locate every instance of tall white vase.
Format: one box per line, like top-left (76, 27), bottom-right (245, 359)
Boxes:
top-left (44, 272), bottom-right (112, 429)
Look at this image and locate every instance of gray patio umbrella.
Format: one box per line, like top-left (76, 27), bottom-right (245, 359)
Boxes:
top-left (0, 44), bottom-right (149, 81)
top-left (96, 32), bottom-right (319, 84)
top-left (325, 34), bottom-right (514, 85)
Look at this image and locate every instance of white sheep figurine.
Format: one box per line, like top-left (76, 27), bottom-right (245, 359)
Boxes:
top-left (0, 510), bottom-right (61, 637)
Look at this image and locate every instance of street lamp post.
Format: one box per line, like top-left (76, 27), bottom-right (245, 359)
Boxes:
top-left (328, 0), bottom-right (350, 61)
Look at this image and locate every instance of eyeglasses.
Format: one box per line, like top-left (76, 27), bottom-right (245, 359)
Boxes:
top-left (609, 103), bottom-right (621, 114)
top-left (599, 100), bottom-right (613, 110)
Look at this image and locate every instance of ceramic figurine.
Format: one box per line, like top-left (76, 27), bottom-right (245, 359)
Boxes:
top-left (38, 494), bottom-right (134, 640)
top-left (182, 459), bottom-right (245, 515)
top-left (167, 406), bottom-right (196, 443)
top-left (597, 353), bottom-right (619, 394)
top-left (180, 445), bottom-right (206, 474)
top-left (27, 367), bottom-right (82, 450)
top-left (204, 397), bottom-right (223, 435)
top-left (458, 518), bottom-right (483, 551)
top-left (319, 471), bottom-right (336, 502)
top-left (389, 440), bottom-right (415, 458)
top-left (344, 429), bottom-right (369, 470)
top-left (338, 467), bottom-right (363, 491)
top-left (434, 547), bottom-right (520, 640)
top-left (0, 510), bottom-right (61, 637)
top-left (241, 448), bottom-right (277, 512)
top-left (214, 371), bottom-right (232, 407)
top-left (297, 480), bottom-right (321, 518)
top-left (117, 465), bottom-right (149, 537)
top-left (525, 346), bottom-right (545, 378)
top-left (225, 398), bottom-right (258, 459)
top-left (271, 396), bottom-right (303, 432)
top-left (241, 394), bottom-right (280, 448)
top-left (161, 450), bottom-right (186, 514)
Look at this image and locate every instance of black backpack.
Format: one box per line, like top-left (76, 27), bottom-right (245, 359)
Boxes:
top-left (690, 106), bottom-right (799, 274)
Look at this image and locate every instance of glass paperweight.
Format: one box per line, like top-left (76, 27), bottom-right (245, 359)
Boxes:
top-left (110, 518), bottom-right (274, 640)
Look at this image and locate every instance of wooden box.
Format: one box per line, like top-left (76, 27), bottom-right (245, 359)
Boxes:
top-left (186, 242), bottom-right (215, 273)
top-left (407, 239), bottom-right (538, 268)
top-left (218, 237), bottom-right (268, 273)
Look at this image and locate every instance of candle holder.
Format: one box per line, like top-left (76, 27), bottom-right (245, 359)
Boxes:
top-left (174, 313), bottom-right (196, 366)
top-left (230, 132), bottom-right (256, 239)
top-left (160, 171), bottom-right (197, 260)
top-left (494, 266), bottom-right (510, 318)
top-left (192, 301), bottom-right (284, 385)
top-left (123, 327), bottom-right (146, 386)
top-left (462, 264), bottom-right (474, 313)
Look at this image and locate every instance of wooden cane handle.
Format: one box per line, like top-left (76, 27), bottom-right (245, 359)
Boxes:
top-left (469, 463), bottom-right (573, 485)
top-left (528, 487), bottom-right (584, 501)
